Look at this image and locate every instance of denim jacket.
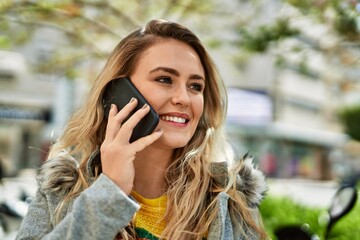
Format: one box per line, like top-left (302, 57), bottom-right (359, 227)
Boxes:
top-left (16, 150), bottom-right (267, 240)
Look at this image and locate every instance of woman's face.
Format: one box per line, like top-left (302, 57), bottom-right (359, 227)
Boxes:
top-left (130, 39), bottom-right (205, 149)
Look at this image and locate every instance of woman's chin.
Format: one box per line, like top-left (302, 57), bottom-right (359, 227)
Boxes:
top-left (154, 134), bottom-right (190, 149)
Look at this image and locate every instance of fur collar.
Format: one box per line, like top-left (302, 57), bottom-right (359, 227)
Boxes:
top-left (37, 149), bottom-right (267, 207)
top-left (211, 157), bottom-right (267, 207)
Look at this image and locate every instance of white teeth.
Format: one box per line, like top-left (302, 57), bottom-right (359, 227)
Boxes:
top-left (161, 116), bottom-right (186, 123)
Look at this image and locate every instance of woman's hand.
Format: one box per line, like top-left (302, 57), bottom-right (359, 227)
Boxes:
top-left (100, 98), bottom-right (163, 195)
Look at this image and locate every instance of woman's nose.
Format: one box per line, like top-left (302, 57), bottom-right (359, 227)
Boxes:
top-left (171, 85), bottom-right (190, 107)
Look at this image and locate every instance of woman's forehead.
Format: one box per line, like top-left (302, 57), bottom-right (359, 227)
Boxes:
top-left (134, 39), bottom-right (205, 78)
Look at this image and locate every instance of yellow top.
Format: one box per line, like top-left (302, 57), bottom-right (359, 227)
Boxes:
top-left (131, 190), bottom-right (167, 240)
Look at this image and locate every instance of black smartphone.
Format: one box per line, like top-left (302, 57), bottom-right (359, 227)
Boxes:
top-left (102, 77), bottom-right (160, 143)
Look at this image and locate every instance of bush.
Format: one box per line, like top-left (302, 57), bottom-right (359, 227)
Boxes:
top-left (260, 194), bottom-right (360, 239)
top-left (338, 104), bottom-right (360, 142)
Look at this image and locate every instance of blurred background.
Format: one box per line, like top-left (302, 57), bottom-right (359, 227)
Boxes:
top-left (0, 0), bottom-right (360, 239)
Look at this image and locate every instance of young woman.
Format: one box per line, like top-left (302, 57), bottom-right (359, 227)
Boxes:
top-left (16, 19), bottom-right (268, 240)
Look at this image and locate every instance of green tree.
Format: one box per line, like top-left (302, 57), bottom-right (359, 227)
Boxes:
top-left (338, 105), bottom-right (360, 141)
top-left (234, 0), bottom-right (360, 137)
top-left (238, 0), bottom-right (359, 52)
top-left (0, 0), bottom-right (215, 79)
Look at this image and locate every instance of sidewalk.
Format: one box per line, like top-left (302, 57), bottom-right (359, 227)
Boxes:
top-left (0, 169), bottom-right (37, 201)
top-left (267, 177), bottom-right (339, 208)
top-left (0, 169), bottom-right (37, 240)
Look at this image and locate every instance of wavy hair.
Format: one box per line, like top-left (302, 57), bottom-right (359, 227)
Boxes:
top-left (48, 19), bottom-right (267, 239)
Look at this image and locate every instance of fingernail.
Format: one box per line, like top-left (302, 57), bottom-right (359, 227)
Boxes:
top-left (110, 104), bottom-right (115, 109)
top-left (142, 103), bottom-right (148, 109)
top-left (129, 97), bottom-right (136, 103)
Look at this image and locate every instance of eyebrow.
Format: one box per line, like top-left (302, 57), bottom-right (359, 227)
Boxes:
top-left (149, 66), bottom-right (205, 81)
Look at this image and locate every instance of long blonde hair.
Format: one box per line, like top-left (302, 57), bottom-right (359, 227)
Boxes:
top-left (48, 19), bottom-right (267, 239)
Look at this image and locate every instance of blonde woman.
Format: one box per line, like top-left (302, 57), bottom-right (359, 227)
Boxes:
top-left (16, 19), bottom-right (268, 240)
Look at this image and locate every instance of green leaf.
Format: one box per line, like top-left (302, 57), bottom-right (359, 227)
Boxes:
top-left (0, 35), bottom-right (12, 49)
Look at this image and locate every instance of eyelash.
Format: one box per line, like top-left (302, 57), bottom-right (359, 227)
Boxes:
top-left (155, 76), bottom-right (204, 92)
top-left (155, 76), bottom-right (172, 84)
top-left (190, 83), bottom-right (204, 92)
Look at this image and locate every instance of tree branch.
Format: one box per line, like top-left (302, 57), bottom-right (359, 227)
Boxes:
top-left (75, 0), bottom-right (139, 28)
top-left (1, 16), bottom-right (107, 59)
top-left (3, 1), bottom-right (122, 38)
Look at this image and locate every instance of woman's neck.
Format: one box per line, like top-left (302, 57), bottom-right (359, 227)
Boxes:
top-left (133, 147), bottom-right (173, 199)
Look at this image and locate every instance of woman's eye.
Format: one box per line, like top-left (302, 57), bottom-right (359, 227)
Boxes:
top-left (156, 76), bottom-right (172, 84)
top-left (189, 83), bottom-right (204, 92)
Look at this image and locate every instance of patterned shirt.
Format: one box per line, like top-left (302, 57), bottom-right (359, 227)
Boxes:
top-left (131, 190), bottom-right (167, 240)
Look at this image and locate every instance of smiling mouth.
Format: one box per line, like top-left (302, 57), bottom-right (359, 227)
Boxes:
top-left (160, 115), bottom-right (189, 124)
